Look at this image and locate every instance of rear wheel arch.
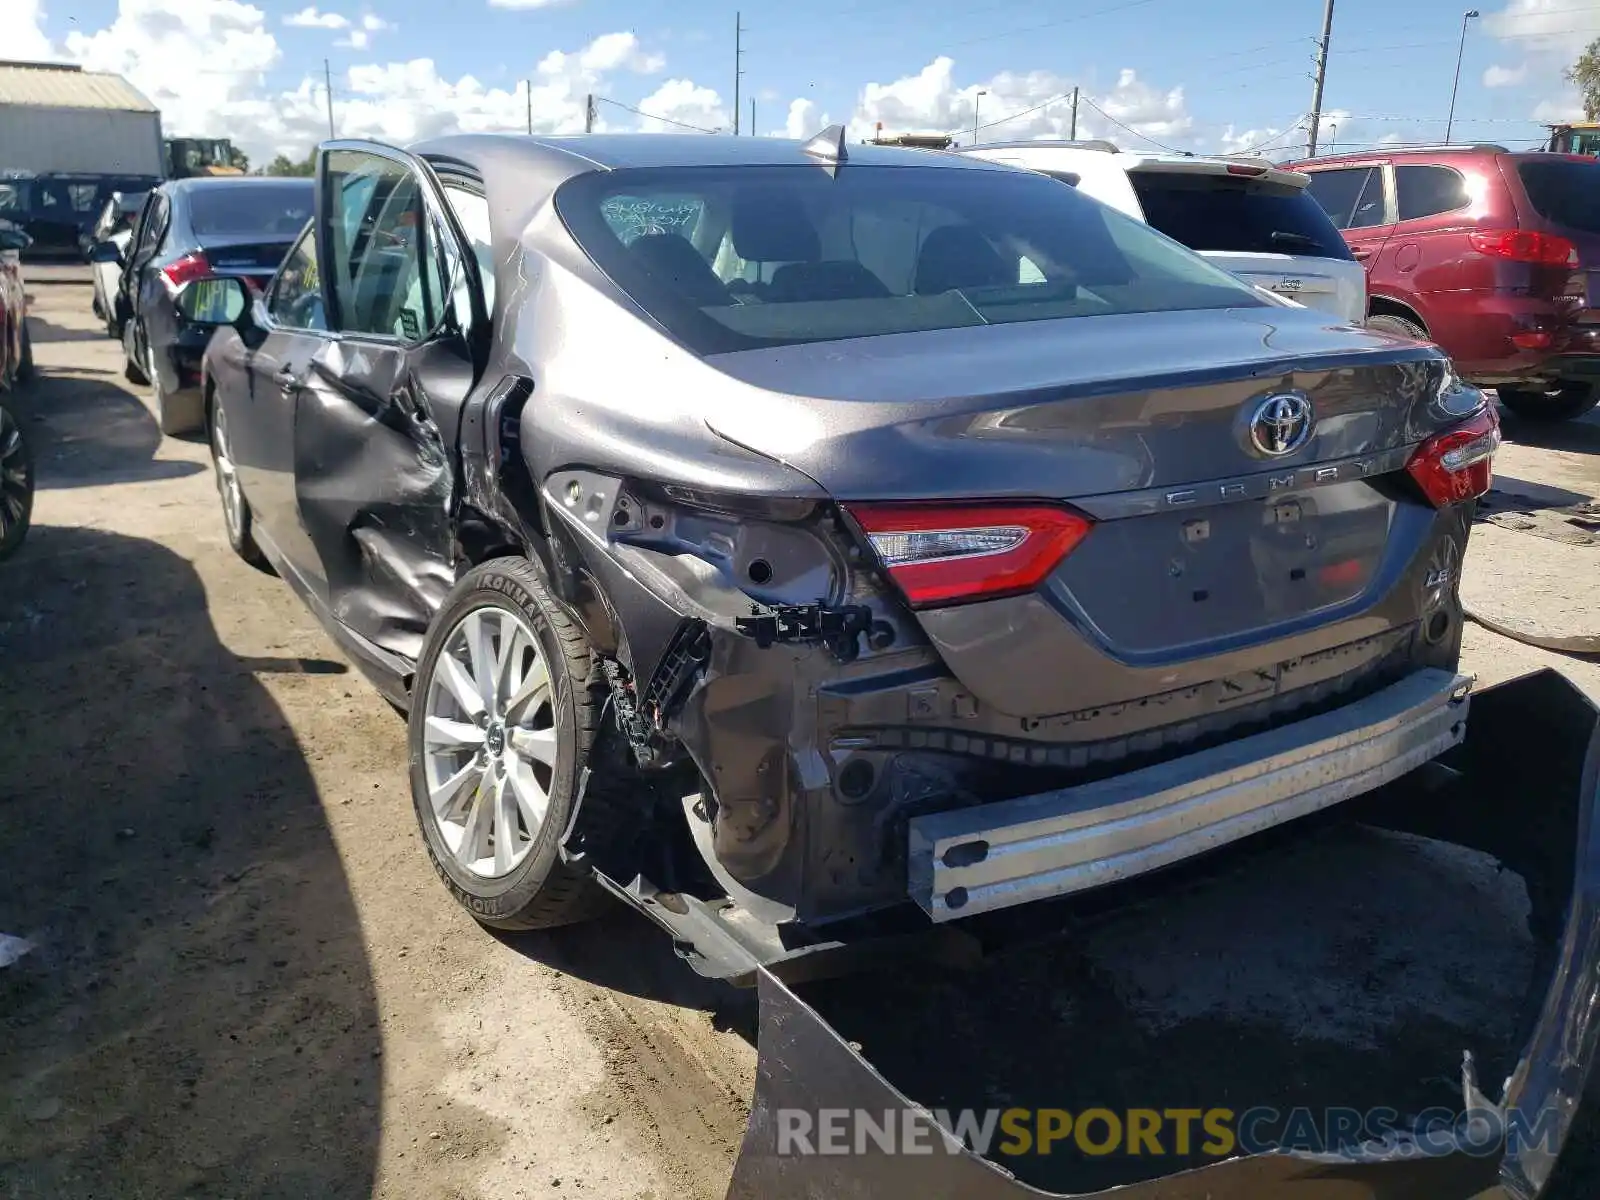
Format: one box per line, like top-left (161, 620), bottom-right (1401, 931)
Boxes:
top-left (1366, 295), bottom-right (1429, 336)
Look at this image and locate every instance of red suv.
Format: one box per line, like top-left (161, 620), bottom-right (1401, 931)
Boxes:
top-left (1289, 145), bottom-right (1600, 422)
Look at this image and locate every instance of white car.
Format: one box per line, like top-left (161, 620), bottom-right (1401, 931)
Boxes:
top-left (957, 141), bottom-right (1368, 325)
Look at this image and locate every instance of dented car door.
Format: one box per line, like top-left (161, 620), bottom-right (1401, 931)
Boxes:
top-left (297, 143), bottom-right (481, 664)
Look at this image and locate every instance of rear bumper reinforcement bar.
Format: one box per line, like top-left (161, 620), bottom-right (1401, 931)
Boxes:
top-left (909, 667), bottom-right (1473, 921)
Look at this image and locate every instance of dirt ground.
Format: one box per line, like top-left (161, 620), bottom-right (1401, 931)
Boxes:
top-left (1, 271), bottom-right (757, 1199)
top-left (2, 268), bottom-right (1597, 1200)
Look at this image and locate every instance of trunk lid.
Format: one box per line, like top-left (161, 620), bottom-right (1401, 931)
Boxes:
top-left (197, 233), bottom-right (295, 282)
top-left (704, 306), bottom-right (1464, 719)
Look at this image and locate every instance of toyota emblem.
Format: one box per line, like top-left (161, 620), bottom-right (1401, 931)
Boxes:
top-left (1249, 392), bottom-right (1314, 457)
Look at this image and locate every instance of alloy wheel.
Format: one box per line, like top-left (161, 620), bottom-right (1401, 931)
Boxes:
top-left (421, 605), bottom-right (558, 879)
top-left (212, 405), bottom-right (244, 542)
top-left (0, 406), bottom-right (32, 551)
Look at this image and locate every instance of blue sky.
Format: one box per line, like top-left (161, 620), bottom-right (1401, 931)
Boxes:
top-left (7, 0), bottom-right (1596, 162)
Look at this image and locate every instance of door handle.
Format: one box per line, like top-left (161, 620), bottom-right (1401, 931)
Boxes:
top-left (1351, 246), bottom-right (1373, 260)
top-left (273, 367), bottom-right (300, 392)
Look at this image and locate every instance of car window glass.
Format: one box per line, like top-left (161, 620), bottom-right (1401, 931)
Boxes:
top-left (442, 185), bottom-right (495, 314)
top-left (323, 149), bottom-right (447, 341)
top-left (1395, 165), bottom-right (1469, 222)
top-left (189, 183), bottom-right (314, 237)
top-left (1516, 160), bottom-right (1600, 233)
top-left (1347, 169), bottom-right (1388, 229)
top-left (69, 184), bottom-right (100, 212)
top-left (134, 196), bottom-right (167, 258)
top-left (268, 227), bottom-right (327, 331)
top-left (1128, 171), bottom-right (1353, 259)
top-left (557, 164), bottom-right (1263, 355)
top-left (1304, 168), bottom-right (1370, 229)
top-left (0, 184), bottom-right (19, 212)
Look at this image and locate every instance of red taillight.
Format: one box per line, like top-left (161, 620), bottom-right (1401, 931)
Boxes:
top-left (1405, 408), bottom-right (1500, 507)
top-left (1511, 329), bottom-right (1554, 350)
top-left (160, 251), bottom-right (211, 290)
top-left (1466, 229), bottom-right (1578, 267)
top-left (1226, 163), bottom-right (1267, 176)
top-left (846, 503), bottom-right (1092, 608)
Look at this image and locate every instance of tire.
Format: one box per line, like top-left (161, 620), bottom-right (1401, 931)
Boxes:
top-left (1496, 382), bottom-right (1599, 424)
top-left (1365, 312), bottom-right (1428, 342)
top-left (408, 558), bottom-right (612, 930)
top-left (0, 403), bottom-right (34, 562)
top-left (208, 396), bottom-right (267, 570)
top-left (123, 326), bottom-right (148, 385)
top-left (15, 321), bottom-right (32, 384)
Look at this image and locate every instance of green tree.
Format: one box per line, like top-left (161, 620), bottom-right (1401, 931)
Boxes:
top-left (259, 150), bottom-right (316, 177)
top-left (1567, 37), bottom-right (1600, 120)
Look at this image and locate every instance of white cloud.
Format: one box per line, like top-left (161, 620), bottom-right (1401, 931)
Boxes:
top-left (10, 0), bottom-right (680, 164)
top-left (1482, 0), bottom-right (1600, 57)
top-left (1533, 95), bottom-right (1586, 122)
top-left (1481, 0), bottom-right (1599, 116)
top-left (636, 78), bottom-right (728, 134)
top-left (782, 98), bottom-right (817, 139)
top-left (1, 0), bottom-right (61, 57)
top-left (284, 5), bottom-right (347, 27)
top-left (836, 57), bottom-right (1201, 153)
top-left (1483, 62), bottom-right (1529, 87)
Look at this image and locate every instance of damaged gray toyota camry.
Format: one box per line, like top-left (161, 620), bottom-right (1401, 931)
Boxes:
top-left (184, 131), bottom-right (1600, 1199)
top-left (184, 128), bottom-right (1508, 947)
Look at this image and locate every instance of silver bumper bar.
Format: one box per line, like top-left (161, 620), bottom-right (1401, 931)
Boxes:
top-left (908, 668), bottom-right (1473, 922)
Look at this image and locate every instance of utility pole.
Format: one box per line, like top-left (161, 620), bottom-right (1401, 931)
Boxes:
top-left (1305, 0), bottom-right (1335, 158)
top-left (750, 98), bottom-right (756, 137)
top-left (1069, 86), bottom-right (1079, 139)
top-left (1445, 9), bottom-right (1480, 145)
top-left (324, 58), bottom-right (335, 137)
top-left (973, 89), bottom-right (986, 146)
top-left (584, 93), bottom-right (596, 133)
top-left (525, 79), bottom-right (533, 134)
top-left (733, 12), bottom-right (744, 135)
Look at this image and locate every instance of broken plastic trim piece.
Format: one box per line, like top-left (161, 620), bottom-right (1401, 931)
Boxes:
top-left (734, 603), bottom-right (890, 662)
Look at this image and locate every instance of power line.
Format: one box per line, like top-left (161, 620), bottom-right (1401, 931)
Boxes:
top-left (1078, 95), bottom-right (1188, 154)
top-left (970, 88), bottom-right (1077, 134)
top-left (595, 96), bottom-right (719, 134)
top-left (1232, 119), bottom-right (1307, 155)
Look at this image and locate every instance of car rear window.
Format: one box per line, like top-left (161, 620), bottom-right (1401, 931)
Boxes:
top-left (1128, 171), bottom-right (1355, 260)
top-left (1516, 160), bottom-right (1600, 234)
top-left (555, 164), bottom-right (1264, 354)
top-left (188, 183), bottom-right (314, 237)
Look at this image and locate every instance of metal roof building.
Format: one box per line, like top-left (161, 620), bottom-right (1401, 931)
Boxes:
top-left (0, 61), bottom-right (157, 112)
top-left (0, 62), bottom-right (164, 177)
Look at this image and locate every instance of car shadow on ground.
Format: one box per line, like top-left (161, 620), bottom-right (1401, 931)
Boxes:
top-left (1498, 406), bottom-right (1600, 457)
top-left (503, 907), bottom-right (761, 1041)
top-left (23, 311), bottom-right (112, 344)
top-left (0, 525), bottom-right (382, 1200)
top-left (10, 315), bottom-right (202, 488)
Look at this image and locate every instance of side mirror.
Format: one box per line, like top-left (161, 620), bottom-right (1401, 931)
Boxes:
top-left (0, 227), bottom-right (32, 252)
top-left (87, 239), bottom-right (122, 263)
top-left (175, 276), bottom-right (250, 327)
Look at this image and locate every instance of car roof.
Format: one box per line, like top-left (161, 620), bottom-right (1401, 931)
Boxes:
top-left (413, 131), bottom-right (1012, 174)
top-left (961, 142), bottom-right (1310, 188)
